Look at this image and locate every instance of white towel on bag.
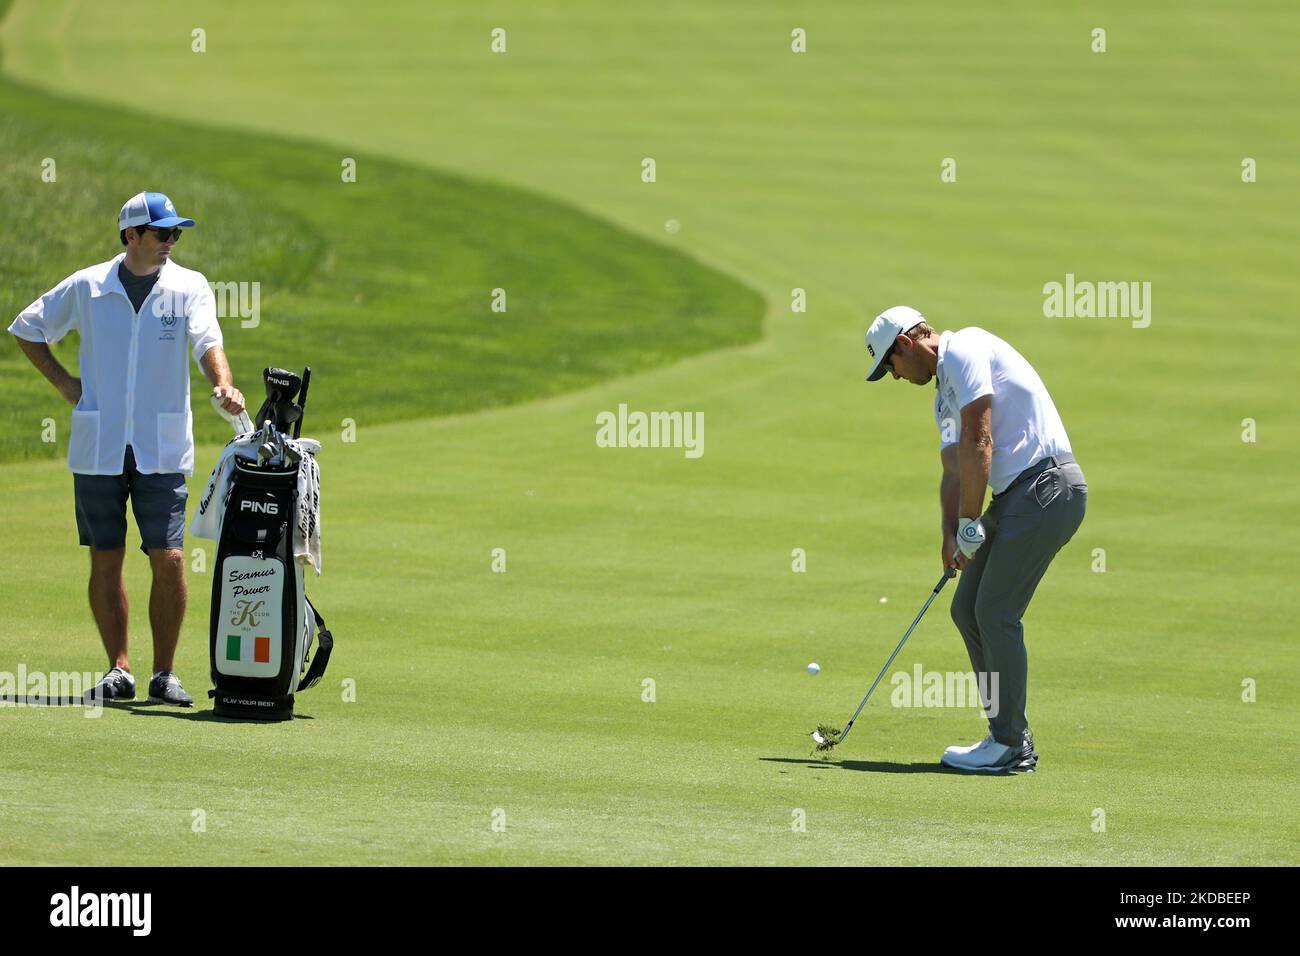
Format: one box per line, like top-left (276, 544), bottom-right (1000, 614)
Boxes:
top-left (190, 435), bottom-right (323, 575)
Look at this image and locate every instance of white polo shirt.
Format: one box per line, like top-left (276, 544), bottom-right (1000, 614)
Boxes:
top-left (934, 327), bottom-right (1072, 494)
top-left (8, 253), bottom-right (222, 476)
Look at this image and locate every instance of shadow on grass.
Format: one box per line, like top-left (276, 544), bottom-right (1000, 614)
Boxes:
top-left (2, 695), bottom-right (99, 707)
top-left (760, 756), bottom-right (1024, 777)
top-left (121, 703), bottom-right (314, 723)
top-left (0, 697), bottom-right (311, 721)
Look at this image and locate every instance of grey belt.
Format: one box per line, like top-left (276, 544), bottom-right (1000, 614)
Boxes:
top-left (992, 452), bottom-right (1077, 501)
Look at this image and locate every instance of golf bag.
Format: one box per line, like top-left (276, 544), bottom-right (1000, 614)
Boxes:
top-left (206, 366), bottom-right (332, 721)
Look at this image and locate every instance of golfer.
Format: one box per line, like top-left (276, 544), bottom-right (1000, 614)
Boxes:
top-left (865, 305), bottom-right (1087, 772)
top-left (8, 192), bottom-right (246, 705)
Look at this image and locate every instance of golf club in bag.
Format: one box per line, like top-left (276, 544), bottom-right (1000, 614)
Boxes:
top-left (203, 366), bottom-right (332, 721)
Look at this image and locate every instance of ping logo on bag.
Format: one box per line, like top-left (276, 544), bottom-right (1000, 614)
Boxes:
top-left (240, 500), bottom-right (279, 514)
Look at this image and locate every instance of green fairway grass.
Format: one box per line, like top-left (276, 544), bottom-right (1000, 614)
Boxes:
top-left (1, 0), bottom-right (1297, 865)
top-left (0, 39), bottom-right (762, 462)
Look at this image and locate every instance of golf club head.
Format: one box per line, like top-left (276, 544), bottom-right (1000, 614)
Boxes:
top-left (256, 420), bottom-right (276, 466)
top-left (810, 724), bottom-right (842, 752)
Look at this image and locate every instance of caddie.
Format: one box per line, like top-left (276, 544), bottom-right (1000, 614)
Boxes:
top-left (865, 305), bottom-right (1087, 772)
top-left (8, 191), bottom-right (246, 705)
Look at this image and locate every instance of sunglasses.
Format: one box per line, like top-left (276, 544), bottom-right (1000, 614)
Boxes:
top-left (140, 226), bottom-right (183, 242)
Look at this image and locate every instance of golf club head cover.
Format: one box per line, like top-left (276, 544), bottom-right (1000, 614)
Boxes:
top-left (255, 367), bottom-right (305, 434)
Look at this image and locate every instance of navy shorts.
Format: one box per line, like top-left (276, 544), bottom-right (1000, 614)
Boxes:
top-left (73, 446), bottom-right (188, 554)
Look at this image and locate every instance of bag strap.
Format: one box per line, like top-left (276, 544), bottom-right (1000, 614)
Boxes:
top-left (298, 598), bottom-right (334, 691)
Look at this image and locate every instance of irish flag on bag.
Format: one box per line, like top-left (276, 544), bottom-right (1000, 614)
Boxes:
top-left (226, 634), bottom-right (272, 664)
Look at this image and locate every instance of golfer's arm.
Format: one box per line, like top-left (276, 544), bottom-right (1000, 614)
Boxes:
top-left (13, 335), bottom-right (77, 392)
top-left (940, 445), bottom-right (960, 536)
top-left (958, 396), bottom-right (992, 519)
top-left (199, 346), bottom-right (233, 389)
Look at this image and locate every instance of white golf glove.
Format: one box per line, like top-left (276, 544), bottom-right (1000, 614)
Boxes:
top-left (956, 517), bottom-right (986, 558)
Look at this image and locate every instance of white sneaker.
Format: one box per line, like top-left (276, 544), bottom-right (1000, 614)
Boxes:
top-left (940, 733), bottom-right (1036, 772)
top-left (943, 734), bottom-right (995, 757)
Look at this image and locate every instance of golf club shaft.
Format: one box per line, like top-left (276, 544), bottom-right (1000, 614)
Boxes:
top-left (837, 565), bottom-right (957, 744)
top-left (294, 366), bottom-right (311, 439)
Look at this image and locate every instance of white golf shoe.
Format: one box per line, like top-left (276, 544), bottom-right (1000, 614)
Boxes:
top-left (940, 732), bottom-right (1037, 772)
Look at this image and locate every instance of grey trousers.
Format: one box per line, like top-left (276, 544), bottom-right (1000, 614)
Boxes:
top-left (949, 454), bottom-right (1088, 747)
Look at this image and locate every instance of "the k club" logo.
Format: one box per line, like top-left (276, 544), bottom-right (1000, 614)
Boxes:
top-left (230, 599), bottom-right (267, 628)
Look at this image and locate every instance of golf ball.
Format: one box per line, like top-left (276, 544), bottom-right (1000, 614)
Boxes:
top-left (807, 662), bottom-right (820, 675)
top-left (880, 597), bottom-right (888, 604)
